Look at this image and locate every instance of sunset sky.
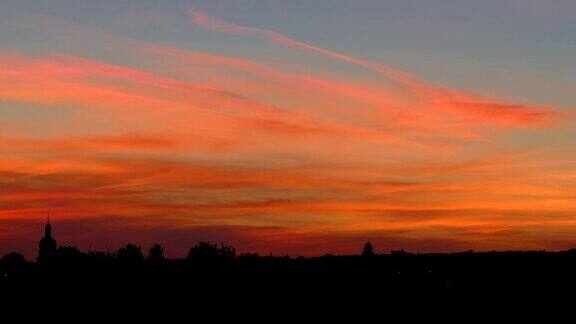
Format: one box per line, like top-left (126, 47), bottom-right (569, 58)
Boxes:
top-left (1, 0), bottom-right (575, 257)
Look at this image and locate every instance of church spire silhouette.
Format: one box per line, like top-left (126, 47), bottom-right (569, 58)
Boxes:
top-left (38, 212), bottom-right (57, 263)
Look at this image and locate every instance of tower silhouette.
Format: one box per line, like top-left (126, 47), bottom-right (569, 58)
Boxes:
top-left (38, 215), bottom-right (57, 263)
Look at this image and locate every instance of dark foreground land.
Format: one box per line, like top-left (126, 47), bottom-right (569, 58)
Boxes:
top-left (2, 244), bottom-right (576, 318)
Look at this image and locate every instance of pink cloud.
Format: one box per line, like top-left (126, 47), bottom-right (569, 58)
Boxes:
top-left (187, 6), bottom-right (555, 128)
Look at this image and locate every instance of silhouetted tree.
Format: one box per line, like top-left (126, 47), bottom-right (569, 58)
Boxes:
top-left (362, 242), bottom-right (375, 256)
top-left (218, 243), bottom-right (236, 260)
top-left (147, 244), bottom-right (165, 263)
top-left (187, 241), bottom-right (236, 265)
top-left (239, 252), bottom-right (260, 259)
top-left (391, 249), bottom-right (407, 256)
top-left (0, 252), bottom-right (26, 271)
top-left (116, 243), bottom-right (144, 264)
top-left (54, 246), bottom-right (83, 263)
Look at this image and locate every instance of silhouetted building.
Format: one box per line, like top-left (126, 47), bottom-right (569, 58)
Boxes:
top-left (38, 218), bottom-right (57, 263)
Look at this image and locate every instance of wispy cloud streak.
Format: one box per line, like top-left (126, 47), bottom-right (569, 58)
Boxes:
top-left (187, 6), bottom-right (555, 128)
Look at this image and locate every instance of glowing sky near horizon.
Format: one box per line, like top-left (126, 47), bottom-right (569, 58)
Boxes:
top-left (0, 0), bottom-right (575, 257)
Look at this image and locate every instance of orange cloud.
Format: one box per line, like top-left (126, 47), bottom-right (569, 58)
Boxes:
top-left (0, 12), bottom-right (573, 257)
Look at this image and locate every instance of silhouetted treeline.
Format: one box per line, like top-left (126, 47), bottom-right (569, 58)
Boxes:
top-left (3, 242), bottom-right (576, 317)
